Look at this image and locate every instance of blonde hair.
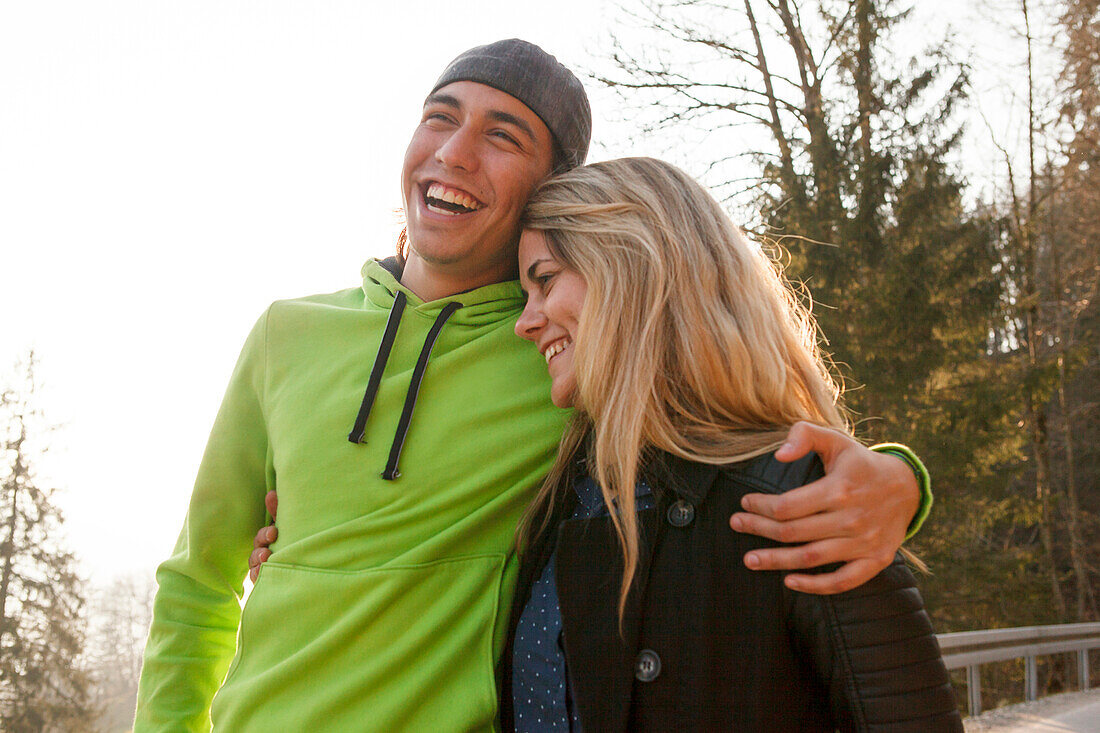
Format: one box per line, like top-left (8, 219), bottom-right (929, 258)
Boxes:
top-left (518, 157), bottom-right (849, 621)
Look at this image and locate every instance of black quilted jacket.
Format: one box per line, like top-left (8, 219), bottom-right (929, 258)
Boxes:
top-left (499, 450), bottom-right (963, 732)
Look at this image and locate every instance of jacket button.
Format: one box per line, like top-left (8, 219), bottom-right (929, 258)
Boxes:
top-left (635, 649), bottom-right (661, 682)
top-left (667, 500), bottom-right (695, 527)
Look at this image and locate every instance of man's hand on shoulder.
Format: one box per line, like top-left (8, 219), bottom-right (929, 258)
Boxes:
top-left (728, 421), bottom-right (920, 595)
top-left (248, 491), bottom-right (279, 583)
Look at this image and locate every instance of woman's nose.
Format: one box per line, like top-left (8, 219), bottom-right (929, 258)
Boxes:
top-left (515, 299), bottom-right (547, 341)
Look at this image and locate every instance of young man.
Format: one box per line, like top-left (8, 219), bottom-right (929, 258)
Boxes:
top-left (135, 40), bottom-right (930, 731)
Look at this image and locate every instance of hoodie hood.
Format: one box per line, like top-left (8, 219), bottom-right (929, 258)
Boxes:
top-left (351, 258), bottom-right (533, 480)
top-left (361, 258), bottom-right (527, 326)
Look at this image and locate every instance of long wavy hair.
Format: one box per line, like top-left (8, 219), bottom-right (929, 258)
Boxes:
top-left (517, 157), bottom-right (850, 621)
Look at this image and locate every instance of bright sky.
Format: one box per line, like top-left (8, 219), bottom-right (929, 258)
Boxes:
top-left (0, 0), bottom-right (1037, 586)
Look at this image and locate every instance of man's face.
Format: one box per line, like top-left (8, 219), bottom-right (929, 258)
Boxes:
top-left (400, 81), bottom-right (556, 282)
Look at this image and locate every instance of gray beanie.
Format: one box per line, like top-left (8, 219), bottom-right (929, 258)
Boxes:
top-left (431, 39), bottom-right (592, 171)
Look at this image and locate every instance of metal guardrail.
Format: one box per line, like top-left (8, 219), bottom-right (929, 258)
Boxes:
top-left (937, 622), bottom-right (1100, 715)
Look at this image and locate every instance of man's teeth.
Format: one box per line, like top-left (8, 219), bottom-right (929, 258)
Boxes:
top-left (425, 183), bottom-right (480, 213)
top-left (427, 203), bottom-right (460, 216)
top-left (544, 339), bottom-right (571, 364)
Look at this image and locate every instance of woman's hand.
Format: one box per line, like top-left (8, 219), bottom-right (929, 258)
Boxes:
top-left (248, 491), bottom-right (279, 582)
top-left (729, 422), bottom-right (920, 595)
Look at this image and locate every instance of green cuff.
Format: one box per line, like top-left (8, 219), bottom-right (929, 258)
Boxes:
top-left (870, 443), bottom-right (932, 540)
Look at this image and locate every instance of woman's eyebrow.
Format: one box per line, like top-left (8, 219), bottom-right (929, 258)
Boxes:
top-left (524, 258), bottom-right (553, 282)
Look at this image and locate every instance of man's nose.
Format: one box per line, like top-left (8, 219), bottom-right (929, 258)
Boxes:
top-left (436, 125), bottom-right (479, 171)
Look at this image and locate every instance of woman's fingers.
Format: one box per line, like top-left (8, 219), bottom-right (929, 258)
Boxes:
top-left (248, 523), bottom-right (278, 582)
top-left (253, 524), bottom-right (277, 548)
top-left (248, 547), bottom-right (272, 582)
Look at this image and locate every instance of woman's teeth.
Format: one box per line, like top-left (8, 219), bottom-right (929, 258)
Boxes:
top-left (544, 339), bottom-right (571, 364)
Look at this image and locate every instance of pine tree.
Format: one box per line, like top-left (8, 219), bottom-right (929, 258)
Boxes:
top-left (0, 354), bottom-right (96, 732)
top-left (594, 0), bottom-right (1007, 630)
top-left (968, 0), bottom-right (1100, 631)
top-left (1052, 0), bottom-right (1100, 622)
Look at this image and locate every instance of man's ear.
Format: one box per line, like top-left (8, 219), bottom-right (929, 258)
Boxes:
top-left (396, 227), bottom-right (409, 265)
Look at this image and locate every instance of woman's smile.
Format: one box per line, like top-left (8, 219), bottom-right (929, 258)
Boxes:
top-left (542, 337), bottom-right (572, 364)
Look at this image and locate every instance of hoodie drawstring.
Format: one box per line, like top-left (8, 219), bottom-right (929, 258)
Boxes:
top-left (348, 291), bottom-right (408, 444)
top-left (382, 301), bottom-right (462, 480)
top-left (347, 291), bottom-right (463, 481)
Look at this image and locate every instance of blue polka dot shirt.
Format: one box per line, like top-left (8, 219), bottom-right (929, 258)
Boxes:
top-left (511, 474), bottom-right (655, 733)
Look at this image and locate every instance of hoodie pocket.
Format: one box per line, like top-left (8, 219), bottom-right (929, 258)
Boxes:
top-left (212, 554), bottom-right (506, 732)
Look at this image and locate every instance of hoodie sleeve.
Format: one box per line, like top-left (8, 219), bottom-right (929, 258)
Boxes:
top-left (135, 309), bottom-right (274, 732)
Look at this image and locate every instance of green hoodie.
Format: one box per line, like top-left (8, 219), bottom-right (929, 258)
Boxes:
top-left (136, 260), bottom-right (569, 732)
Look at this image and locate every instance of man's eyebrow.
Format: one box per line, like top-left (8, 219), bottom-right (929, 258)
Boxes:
top-left (423, 92), bottom-right (539, 146)
top-left (487, 110), bottom-right (538, 145)
top-left (423, 92), bottom-right (461, 110)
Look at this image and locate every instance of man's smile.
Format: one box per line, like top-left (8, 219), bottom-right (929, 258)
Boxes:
top-left (423, 181), bottom-right (484, 216)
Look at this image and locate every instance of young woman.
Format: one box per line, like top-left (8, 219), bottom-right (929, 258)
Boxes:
top-left (503, 157), bottom-right (961, 732)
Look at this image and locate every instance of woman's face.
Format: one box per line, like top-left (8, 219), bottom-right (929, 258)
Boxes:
top-left (515, 229), bottom-right (588, 408)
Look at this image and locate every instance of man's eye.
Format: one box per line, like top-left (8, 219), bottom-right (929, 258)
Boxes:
top-left (492, 130), bottom-right (520, 146)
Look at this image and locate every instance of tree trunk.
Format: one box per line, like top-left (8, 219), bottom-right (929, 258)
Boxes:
top-left (744, 0), bottom-right (806, 213)
top-left (1026, 392), bottom-right (1068, 619)
top-left (855, 0), bottom-right (879, 260)
top-left (0, 429), bottom-right (25, 639)
top-left (774, 0), bottom-right (844, 238)
top-left (1048, 174), bottom-right (1097, 621)
top-left (1020, 0), bottom-right (1067, 621)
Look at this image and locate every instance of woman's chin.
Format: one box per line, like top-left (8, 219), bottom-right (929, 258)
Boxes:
top-left (550, 380), bottom-right (577, 409)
